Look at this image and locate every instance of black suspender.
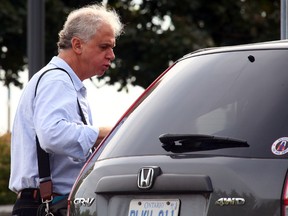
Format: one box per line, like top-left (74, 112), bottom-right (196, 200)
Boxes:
top-left (34, 67), bottom-right (87, 201)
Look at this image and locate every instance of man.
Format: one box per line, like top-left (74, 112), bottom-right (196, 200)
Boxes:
top-left (9, 3), bottom-right (123, 215)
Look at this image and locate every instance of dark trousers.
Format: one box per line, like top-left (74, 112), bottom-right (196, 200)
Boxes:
top-left (12, 189), bottom-right (41, 216)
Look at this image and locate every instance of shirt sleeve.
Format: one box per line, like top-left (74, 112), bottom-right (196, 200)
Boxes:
top-left (33, 72), bottom-right (99, 160)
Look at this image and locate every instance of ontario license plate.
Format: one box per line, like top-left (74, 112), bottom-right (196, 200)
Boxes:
top-left (128, 199), bottom-right (180, 216)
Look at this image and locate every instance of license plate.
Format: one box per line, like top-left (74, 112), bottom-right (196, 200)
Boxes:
top-left (128, 199), bottom-right (180, 216)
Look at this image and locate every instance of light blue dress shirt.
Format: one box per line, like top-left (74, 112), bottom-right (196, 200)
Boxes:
top-left (9, 56), bottom-right (99, 195)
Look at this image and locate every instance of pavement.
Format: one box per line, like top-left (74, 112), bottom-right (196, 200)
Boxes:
top-left (0, 205), bottom-right (13, 216)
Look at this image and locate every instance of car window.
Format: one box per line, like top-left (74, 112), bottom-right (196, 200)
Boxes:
top-left (99, 49), bottom-right (288, 159)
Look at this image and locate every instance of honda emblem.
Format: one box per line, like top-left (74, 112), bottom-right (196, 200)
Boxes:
top-left (137, 167), bottom-right (160, 190)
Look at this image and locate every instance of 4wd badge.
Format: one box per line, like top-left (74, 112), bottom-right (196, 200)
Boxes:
top-left (215, 198), bottom-right (245, 206)
top-left (271, 137), bottom-right (288, 156)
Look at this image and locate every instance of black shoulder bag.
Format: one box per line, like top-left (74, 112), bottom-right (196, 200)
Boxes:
top-left (34, 68), bottom-right (87, 216)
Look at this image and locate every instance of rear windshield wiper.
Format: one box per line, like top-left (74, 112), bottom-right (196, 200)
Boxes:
top-left (159, 133), bottom-right (249, 153)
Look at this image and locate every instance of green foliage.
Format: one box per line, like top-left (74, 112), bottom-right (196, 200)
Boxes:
top-left (0, 0), bottom-right (27, 88)
top-left (105, 0), bottom-right (280, 89)
top-left (0, 0), bottom-right (281, 90)
top-left (0, 133), bottom-right (16, 204)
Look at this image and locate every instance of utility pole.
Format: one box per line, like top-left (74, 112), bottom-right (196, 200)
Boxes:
top-left (5, 1), bottom-right (44, 132)
top-left (7, 84), bottom-right (11, 133)
top-left (281, 0), bottom-right (288, 39)
top-left (28, 0), bottom-right (45, 79)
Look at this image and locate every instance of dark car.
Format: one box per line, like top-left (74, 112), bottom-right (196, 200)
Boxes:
top-left (68, 40), bottom-right (288, 216)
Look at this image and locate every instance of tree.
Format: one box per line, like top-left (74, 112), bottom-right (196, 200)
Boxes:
top-left (105, 0), bottom-right (280, 89)
top-left (0, 133), bottom-right (17, 204)
top-left (0, 0), bottom-right (281, 91)
top-left (0, 0), bottom-right (27, 88)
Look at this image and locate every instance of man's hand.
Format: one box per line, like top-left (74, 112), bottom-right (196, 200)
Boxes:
top-left (94, 126), bottom-right (112, 147)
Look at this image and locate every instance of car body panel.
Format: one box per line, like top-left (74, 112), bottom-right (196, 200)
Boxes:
top-left (70, 156), bottom-right (286, 215)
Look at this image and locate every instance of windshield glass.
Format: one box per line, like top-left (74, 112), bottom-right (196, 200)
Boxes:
top-left (99, 49), bottom-right (288, 159)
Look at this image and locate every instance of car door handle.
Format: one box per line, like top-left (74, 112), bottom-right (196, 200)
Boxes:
top-left (95, 174), bottom-right (213, 193)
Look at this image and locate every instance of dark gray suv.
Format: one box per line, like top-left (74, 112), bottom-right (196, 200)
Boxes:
top-left (68, 40), bottom-right (288, 216)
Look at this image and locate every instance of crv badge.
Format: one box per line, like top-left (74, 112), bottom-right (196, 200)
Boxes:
top-left (137, 166), bottom-right (161, 190)
top-left (74, 198), bottom-right (95, 207)
top-left (215, 198), bottom-right (245, 206)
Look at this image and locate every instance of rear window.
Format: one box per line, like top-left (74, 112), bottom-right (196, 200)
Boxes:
top-left (99, 49), bottom-right (288, 159)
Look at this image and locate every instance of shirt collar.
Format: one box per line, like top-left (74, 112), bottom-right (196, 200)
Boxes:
top-left (47, 56), bottom-right (84, 92)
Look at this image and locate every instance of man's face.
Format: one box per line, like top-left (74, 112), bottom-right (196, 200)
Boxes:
top-left (79, 23), bottom-right (116, 79)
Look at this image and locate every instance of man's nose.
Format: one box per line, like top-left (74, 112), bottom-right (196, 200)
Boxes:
top-left (107, 48), bottom-right (115, 61)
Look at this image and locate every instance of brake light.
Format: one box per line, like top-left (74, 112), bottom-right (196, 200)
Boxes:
top-left (67, 199), bottom-right (71, 216)
top-left (283, 173), bottom-right (288, 216)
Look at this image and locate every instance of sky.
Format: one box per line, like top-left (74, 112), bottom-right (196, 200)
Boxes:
top-left (0, 71), bottom-right (144, 135)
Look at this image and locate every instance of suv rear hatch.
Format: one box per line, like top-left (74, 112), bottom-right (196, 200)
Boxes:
top-left (69, 41), bottom-right (288, 216)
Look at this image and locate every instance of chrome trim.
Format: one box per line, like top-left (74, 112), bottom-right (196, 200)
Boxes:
top-left (137, 167), bottom-right (156, 190)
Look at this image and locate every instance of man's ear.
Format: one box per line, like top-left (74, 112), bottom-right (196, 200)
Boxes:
top-left (71, 37), bottom-right (82, 54)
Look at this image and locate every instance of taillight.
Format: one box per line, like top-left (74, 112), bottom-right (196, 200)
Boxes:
top-left (283, 173), bottom-right (288, 216)
top-left (67, 199), bottom-right (71, 216)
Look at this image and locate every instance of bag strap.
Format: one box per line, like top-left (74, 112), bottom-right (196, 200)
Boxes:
top-left (34, 67), bottom-right (87, 201)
